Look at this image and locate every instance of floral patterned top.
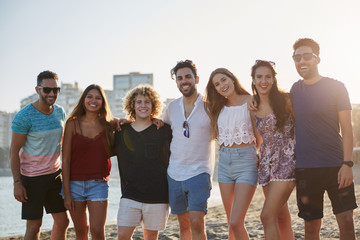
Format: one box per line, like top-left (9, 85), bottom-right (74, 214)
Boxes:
top-left (254, 113), bottom-right (296, 185)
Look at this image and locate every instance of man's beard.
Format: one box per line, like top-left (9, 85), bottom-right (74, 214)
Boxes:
top-left (40, 94), bottom-right (56, 106)
top-left (180, 85), bottom-right (196, 97)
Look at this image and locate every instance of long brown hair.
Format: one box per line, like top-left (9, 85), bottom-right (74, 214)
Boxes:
top-left (251, 61), bottom-right (294, 134)
top-left (204, 68), bottom-right (250, 139)
top-left (67, 84), bottom-right (114, 148)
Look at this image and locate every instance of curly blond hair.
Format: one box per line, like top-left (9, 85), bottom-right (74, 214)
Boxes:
top-left (123, 85), bottom-right (163, 121)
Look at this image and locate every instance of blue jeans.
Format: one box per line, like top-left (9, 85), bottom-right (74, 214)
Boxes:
top-left (167, 173), bottom-right (211, 214)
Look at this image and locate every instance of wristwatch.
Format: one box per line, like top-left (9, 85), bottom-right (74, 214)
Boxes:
top-left (342, 161), bottom-right (354, 167)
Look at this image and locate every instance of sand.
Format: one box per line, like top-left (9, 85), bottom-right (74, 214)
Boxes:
top-left (2, 184), bottom-right (359, 240)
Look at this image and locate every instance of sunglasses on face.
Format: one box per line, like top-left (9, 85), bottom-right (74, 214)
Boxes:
top-left (292, 53), bottom-right (317, 62)
top-left (183, 121), bottom-right (189, 138)
top-left (255, 60), bottom-right (276, 67)
top-left (38, 86), bottom-right (61, 94)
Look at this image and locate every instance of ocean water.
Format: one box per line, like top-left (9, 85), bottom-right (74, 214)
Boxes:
top-left (0, 176), bottom-right (221, 237)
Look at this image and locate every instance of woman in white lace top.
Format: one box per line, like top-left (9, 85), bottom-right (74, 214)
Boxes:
top-left (204, 68), bottom-right (261, 240)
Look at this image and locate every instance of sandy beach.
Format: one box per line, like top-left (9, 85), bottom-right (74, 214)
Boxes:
top-left (2, 183), bottom-right (359, 240)
top-left (1, 166), bottom-right (359, 239)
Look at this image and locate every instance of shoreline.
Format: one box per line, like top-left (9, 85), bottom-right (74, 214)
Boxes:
top-left (2, 185), bottom-right (359, 240)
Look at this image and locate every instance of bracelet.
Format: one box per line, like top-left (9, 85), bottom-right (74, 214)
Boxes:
top-left (13, 179), bottom-right (21, 184)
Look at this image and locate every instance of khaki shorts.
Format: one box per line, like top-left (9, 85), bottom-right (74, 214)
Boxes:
top-left (117, 198), bottom-right (169, 231)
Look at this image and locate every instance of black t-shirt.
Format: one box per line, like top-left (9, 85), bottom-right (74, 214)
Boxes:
top-left (113, 123), bottom-right (172, 203)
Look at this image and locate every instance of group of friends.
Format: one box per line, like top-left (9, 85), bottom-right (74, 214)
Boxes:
top-left (10, 37), bottom-right (357, 240)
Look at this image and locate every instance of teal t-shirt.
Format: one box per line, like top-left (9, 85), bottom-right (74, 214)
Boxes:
top-left (12, 104), bottom-right (65, 176)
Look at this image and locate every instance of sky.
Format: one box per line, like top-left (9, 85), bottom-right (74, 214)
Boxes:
top-left (1, 0), bottom-right (360, 112)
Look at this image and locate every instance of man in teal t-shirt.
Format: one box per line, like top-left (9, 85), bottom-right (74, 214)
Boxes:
top-left (10, 71), bottom-right (69, 239)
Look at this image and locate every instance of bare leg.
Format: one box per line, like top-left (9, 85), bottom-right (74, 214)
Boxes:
top-left (51, 211), bottom-right (69, 240)
top-left (69, 201), bottom-right (89, 240)
top-left (304, 219), bottom-right (321, 240)
top-left (189, 210), bottom-right (207, 240)
top-left (88, 200), bottom-right (108, 240)
top-left (230, 183), bottom-right (256, 240)
top-left (219, 182), bottom-right (235, 240)
top-left (25, 219), bottom-right (42, 240)
top-left (144, 229), bottom-right (159, 240)
top-left (261, 181), bottom-right (295, 240)
top-left (277, 203), bottom-right (294, 240)
top-left (335, 210), bottom-right (355, 240)
top-left (177, 212), bottom-right (192, 240)
top-left (117, 226), bottom-right (136, 240)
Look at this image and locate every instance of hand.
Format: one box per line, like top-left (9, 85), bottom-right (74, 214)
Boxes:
top-left (151, 118), bottom-right (164, 129)
top-left (247, 96), bottom-right (258, 111)
top-left (116, 118), bottom-right (131, 131)
top-left (256, 153), bottom-right (260, 168)
top-left (337, 165), bottom-right (354, 189)
top-left (64, 194), bottom-right (75, 211)
top-left (13, 182), bottom-right (28, 202)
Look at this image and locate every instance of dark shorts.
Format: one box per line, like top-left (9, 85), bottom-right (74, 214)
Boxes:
top-left (21, 169), bottom-right (67, 220)
top-left (295, 167), bottom-right (357, 221)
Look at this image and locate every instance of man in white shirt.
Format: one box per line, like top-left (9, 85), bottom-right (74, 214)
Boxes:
top-left (163, 60), bottom-right (213, 240)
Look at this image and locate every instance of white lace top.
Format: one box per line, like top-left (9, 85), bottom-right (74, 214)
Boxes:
top-left (217, 103), bottom-right (256, 147)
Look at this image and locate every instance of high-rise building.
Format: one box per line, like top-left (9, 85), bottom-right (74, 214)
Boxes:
top-left (111, 72), bottom-right (153, 117)
top-left (0, 111), bottom-right (16, 149)
top-left (55, 82), bottom-right (83, 116)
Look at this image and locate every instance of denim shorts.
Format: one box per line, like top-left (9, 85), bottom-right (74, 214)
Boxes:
top-left (167, 173), bottom-right (211, 214)
top-left (61, 179), bottom-right (109, 202)
top-left (218, 145), bottom-right (258, 186)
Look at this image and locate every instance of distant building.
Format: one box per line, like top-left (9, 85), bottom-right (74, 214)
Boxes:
top-left (0, 111), bottom-right (16, 149)
top-left (111, 72), bottom-right (153, 117)
top-left (161, 98), bottom-right (175, 117)
top-left (20, 94), bottom-right (38, 109)
top-left (55, 82), bottom-right (83, 116)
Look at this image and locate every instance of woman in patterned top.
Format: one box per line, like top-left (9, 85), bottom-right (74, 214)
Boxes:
top-left (251, 60), bottom-right (296, 240)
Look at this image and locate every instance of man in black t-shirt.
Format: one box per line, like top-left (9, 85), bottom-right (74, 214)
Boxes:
top-left (114, 85), bottom-right (172, 240)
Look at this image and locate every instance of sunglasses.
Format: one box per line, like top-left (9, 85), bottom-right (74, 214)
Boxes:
top-left (38, 86), bottom-right (61, 94)
top-left (255, 60), bottom-right (276, 67)
top-left (183, 121), bottom-right (189, 138)
top-left (292, 53), bottom-right (317, 62)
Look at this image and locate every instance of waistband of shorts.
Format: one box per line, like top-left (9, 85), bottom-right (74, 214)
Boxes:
top-left (220, 144), bottom-right (256, 151)
top-left (21, 169), bottom-right (62, 181)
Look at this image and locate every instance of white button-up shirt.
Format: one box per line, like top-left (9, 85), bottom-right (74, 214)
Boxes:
top-left (163, 94), bottom-right (214, 181)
